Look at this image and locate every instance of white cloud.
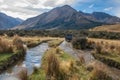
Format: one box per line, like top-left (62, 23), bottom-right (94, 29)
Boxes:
top-left (0, 0), bottom-right (77, 19)
top-left (104, 7), bottom-right (113, 11)
top-left (14, 2), bottom-right (29, 7)
top-left (0, 5), bottom-right (8, 9)
top-left (89, 4), bottom-right (94, 8)
top-left (0, 0), bottom-right (3, 3)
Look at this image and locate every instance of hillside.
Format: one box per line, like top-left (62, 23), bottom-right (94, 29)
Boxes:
top-left (14, 5), bottom-right (120, 30)
top-left (90, 24), bottom-right (120, 32)
top-left (0, 12), bottom-right (23, 30)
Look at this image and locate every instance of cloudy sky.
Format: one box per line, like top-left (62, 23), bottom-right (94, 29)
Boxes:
top-left (0, 0), bottom-right (120, 20)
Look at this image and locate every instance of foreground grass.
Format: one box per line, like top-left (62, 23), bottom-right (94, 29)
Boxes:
top-left (0, 53), bottom-right (13, 65)
top-left (88, 38), bottom-right (120, 69)
top-left (29, 47), bottom-right (92, 80)
top-left (0, 54), bottom-right (12, 61)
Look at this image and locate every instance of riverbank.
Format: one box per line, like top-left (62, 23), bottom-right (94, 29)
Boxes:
top-left (21, 36), bottom-right (64, 48)
top-left (0, 36), bottom-right (64, 80)
top-left (0, 36), bottom-right (26, 74)
top-left (0, 50), bottom-right (26, 74)
top-left (28, 40), bottom-right (93, 80)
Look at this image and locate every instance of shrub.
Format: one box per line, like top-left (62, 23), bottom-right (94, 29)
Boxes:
top-left (72, 37), bottom-right (87, 49)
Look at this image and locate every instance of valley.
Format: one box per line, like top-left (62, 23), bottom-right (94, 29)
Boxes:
top-left (0, 2), bottom-right (120, 80)
top-left (0, 32), bottom-right (119, 80)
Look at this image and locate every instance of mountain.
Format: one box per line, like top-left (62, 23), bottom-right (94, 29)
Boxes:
top-left (90, 24), bottom-right (120, 32)
top-left (0, 12), bottom-right (23, 30)
top-left (14, 5), bottom-right (120, 30)
top-left (80, 11), bottom-right (120, 24)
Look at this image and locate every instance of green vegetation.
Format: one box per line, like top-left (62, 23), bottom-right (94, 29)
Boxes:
top-left (29, 47), bottom-right (92, 80)
top-left (88, 39), bottom-right (120, 69)
top-left (0, 30), bottom-right (120, 40)
top-left (72, 37), bottom-right (88, 49)
top-left (92, 53), bottom-right (120, 69)
top-left (29, 47), bottom-right (113, 80)
top-left (0, 53), bottom-right (12, 63)
top-left (0, 35), bottom-right (26, 73)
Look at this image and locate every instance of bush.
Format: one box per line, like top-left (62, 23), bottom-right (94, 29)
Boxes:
top-left (72, 37), bottom-right (87, 49)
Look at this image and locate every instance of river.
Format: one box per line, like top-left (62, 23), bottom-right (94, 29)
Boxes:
top-left (0, 43), bottom-right (49, 80)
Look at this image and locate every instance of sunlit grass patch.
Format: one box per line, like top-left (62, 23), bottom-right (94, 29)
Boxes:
top-left (48, 39), bottom-right (63, 47)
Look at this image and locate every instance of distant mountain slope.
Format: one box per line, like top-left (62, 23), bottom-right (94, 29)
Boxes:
top-left (79, 11), bottom-right (120, 24)
top-left (14, 5), bottom-right (120, 30)
top-left (90, 24), bottom-right (120, 32)
top-left (0, 12), bottom-right (23, 29)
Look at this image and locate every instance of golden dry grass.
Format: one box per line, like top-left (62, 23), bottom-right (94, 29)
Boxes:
top-left (48, 39), bottom-right (63, 47)
top-left (90, 24), bottom-right (120, 32)
top-left (0, 35), bottom-right (64, 53)
top-left (88, 38), bottom-right (120, 46)
top-left (88, 38), bottom-right (120, 55)
top-left (20, 36), bottom-right (63, 42)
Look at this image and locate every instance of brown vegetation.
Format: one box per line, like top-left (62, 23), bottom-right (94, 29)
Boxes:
top-left (88, 38), bottom-right (120, 69)
top-left (90, 24), bottom-right (120, 32)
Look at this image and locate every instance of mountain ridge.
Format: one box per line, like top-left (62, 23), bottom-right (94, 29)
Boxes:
top-left (0, 12), bottom-right (23, 30)
top-left (12, 5), bottom-right (120, 30)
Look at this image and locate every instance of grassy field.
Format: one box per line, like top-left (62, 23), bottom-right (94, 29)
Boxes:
top-left (88, 38), bottom-right (120, 45)
top-left (88, 38), bottom-right (120, 69)
top-left (29, 47), bottom-right (91, 80)
top-left (48, 39), bottom-right (63, 47)
top-left (20, 36), bottom-right (64, 48)
top-left (90, 24), bottom-right (120, 32)
top-left (0, 35), bottom-right (119, 79)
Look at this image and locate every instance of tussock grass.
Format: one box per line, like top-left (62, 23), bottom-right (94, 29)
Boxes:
top-left (13, 35), bottom-right (24, 52)
top-left (0, 35), bottom-right (25, 72)
top-left (48, 39), bottom-right (63, 48)
top-left (0, 37), bottom-right (13, 53)
top-left (90, 68), bottom-right (112, 80)
top-left (29, 47), bottom-right (92, 80)
top-left (88, 38), bottom-right (120, 55)
top-left (0, 35), bottom-right (25, 54)
top-left (21, 36), bottom-right (63, 48)
top-left (88, 38), bottom-right (120, 69)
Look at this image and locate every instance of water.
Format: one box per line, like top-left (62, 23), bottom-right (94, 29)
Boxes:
top-left (0, 43), bottom-right (49, 80)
